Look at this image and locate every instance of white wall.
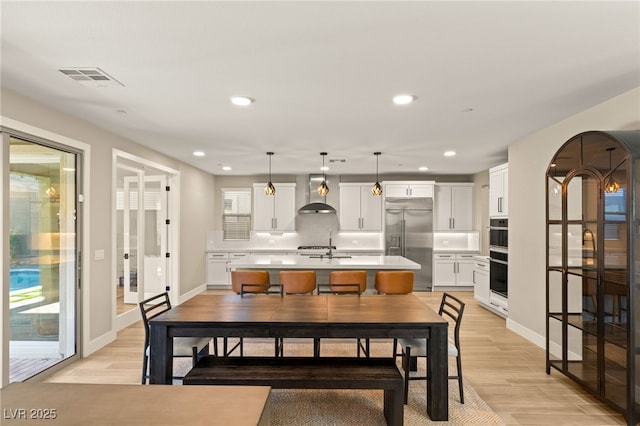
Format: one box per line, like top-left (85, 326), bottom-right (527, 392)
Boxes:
top-left (1, 88), bottom-right (216, 357)
top-left (507, 87), bottom-right (640, 346)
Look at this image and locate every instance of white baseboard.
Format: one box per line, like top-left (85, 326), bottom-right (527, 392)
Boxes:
top-left (506, 318), bottom-right (545, 349)
top-left (84, 330), bottom-right (116, 357)
top-left (506, 318), bottom-right (581, 360)
top-left (178, 284), bottom-right (207, 304)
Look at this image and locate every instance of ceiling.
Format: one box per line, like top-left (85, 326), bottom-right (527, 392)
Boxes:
top-left (1, 1), bottom-right (638, 177)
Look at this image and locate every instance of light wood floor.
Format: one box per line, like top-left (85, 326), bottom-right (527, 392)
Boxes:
top-left (45, 290), bottom-right (627, 425)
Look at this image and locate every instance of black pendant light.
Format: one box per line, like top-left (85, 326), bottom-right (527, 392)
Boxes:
top-left (317, 152), bottom-right (329, 196)
top-left (371, 152), bottom-right (382, 196)
top-left (264, 152), bottom-right (276, 196)
top-left (604, 147), bottom-right (620, 193)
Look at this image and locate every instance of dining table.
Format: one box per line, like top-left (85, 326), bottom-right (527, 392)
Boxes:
top-left (149, 293), bottom-right (449, 421)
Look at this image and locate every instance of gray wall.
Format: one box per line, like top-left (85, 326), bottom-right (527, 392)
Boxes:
top-left (508, 87), bottom-right (640, 345)
top-left (1, 87), bottom-right (216, 349)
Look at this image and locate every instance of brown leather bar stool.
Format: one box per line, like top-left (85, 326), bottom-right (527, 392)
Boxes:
top-left (375, 270), bottom-right (414, 358)
top-left (328, 270), bottom-right (368, 357)
top-left (329, 270), bottom-right (367, 294)
top-left (227, 270), bottom-right (271, 356)
top-left (374, 271), bottom-right (414, 294)
top-left (279, 270), bottom-right (317, 295)
top-left (231, 270), bottom-right (270, 294)
top-left (279, 270), bottom-right (317, 356)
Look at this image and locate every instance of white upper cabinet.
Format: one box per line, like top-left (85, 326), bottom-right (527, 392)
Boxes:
top-left (489, 163), bottom-right (509, 217)
top-left (434, 183), bottom-right (474, 231)
top-left (253, 183), bottom-right (296, 231)
top-left (383, 181), bottom-right (434, 198)
top-left (339, 183), bottom-right (382, 231)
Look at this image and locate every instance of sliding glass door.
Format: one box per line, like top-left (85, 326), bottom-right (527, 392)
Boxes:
top-left (8, 136), bottom-right (79, 382)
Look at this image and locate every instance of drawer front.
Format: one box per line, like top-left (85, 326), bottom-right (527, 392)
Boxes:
top-left (207, 253), bottom-right (228, 260)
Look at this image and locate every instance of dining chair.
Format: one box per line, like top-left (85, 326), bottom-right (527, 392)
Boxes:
top-left (139, 292), bottom-right (211, 384)
top-left (397, 292), bottom-right (466, 404)
top-left (228, 270), bottom-right (280, 357)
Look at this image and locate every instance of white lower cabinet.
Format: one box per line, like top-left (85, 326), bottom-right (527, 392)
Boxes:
top-left (433, 253), bottom-right (475, 288)
top-left (473, 259), bottom-right (490, 305)
top-left (206, 252), bottom-right (249, 287)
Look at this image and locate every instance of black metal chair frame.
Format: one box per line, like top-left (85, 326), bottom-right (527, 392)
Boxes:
top-left (398, 292), bottom-right (465, 404)
top-left (139, 292), bottom-right (210, 384)
top-left (315, 283), bottom-right (368, 358)
top-left (223, 283), bottom-right (285, 357)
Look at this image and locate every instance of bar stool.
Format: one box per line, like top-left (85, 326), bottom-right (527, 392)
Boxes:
top-left (228, 270), bottom-right (272, 356)
top-left (279, 270), bottom-right (317, 295)
top-left (374, 271), bottom-right (414, 294)
top-left (328, 270), bottom-right (367, 294)
top-left (231, 270), bottom-right (270, 294)
top-left (279, 270), bottom-right (317, 356)
top-left (375, 270), bottom-right (414, 357)
top-left (328, 270), bottom-right (368, 357)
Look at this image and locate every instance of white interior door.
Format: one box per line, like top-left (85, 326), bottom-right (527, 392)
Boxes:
top-left (122, 173), bottom-right (144, 305)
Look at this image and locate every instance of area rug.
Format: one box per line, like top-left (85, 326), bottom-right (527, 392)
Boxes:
top-left (177, 339), bottom-right (504, 425)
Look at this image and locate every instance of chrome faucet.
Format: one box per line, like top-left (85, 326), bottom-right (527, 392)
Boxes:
top-left (327, 231), bottom-right (334, 257)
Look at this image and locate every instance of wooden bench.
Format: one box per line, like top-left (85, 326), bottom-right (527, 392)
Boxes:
top-left (184, 356), bottom-right (404, 426)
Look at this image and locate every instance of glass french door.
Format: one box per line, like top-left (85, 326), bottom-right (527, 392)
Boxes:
top-left (8, 135), bottom-right (79, 382)
top-left (116, 165), bottom-right (168, 314)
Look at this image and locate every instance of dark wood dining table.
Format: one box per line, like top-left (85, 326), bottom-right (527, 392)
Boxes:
top-left (149, 293), bottom-right (449, 421)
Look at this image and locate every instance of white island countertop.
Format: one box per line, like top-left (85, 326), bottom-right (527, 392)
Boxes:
top-left (228, 255), bottom-right (421, 270)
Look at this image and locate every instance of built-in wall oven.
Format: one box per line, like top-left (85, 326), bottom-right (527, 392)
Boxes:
top-left (489, 218), bottom-right (508, 299)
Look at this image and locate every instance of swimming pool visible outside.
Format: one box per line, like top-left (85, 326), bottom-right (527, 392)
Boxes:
top-left (10, 268), bottom-right (41, 292)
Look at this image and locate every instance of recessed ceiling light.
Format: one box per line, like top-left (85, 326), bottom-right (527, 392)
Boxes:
top-left (230, 96), bottom-right (255, 106)
top-left (193, 151), bottom-right (205, 157)
top-left (444, 151), bottom-right (456, 157)
top-left (419, 166), bottom-right (429, 171)
top-left (222, 166), bottom-right (232, 171)
top-left (392, 94), bottom-right (417, 105)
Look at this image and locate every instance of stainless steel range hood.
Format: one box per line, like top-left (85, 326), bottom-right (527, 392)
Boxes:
top-left (298, 174), bottom-right (336, 214)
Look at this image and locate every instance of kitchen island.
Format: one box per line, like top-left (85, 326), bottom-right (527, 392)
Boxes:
top-left (228, 255), bottom-right (421, 291)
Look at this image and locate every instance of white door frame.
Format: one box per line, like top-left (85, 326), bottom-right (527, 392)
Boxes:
top-left (112, 150), bottom-right (179, 331)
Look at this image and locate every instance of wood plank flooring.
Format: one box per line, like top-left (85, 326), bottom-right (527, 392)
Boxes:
top-left (44, 290), bottom-right (627, 425)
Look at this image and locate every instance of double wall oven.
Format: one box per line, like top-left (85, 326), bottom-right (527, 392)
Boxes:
top-left (489, 218), bottom-right (508, 299)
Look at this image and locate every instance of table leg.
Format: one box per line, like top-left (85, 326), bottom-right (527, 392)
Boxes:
top-left (427, 326), bottom-right (448, 420)
top-left (149, 323), bottom-right (172, 384)
top-left (384, 386), bottom-right (404, 426)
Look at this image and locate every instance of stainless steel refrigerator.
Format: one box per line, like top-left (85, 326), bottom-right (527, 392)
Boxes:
top-left (384, 197), bottom-right (433, 291)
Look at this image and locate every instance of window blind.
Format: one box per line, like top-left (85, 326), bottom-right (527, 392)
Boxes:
top-left (223, 189), bottom-right (251, 240)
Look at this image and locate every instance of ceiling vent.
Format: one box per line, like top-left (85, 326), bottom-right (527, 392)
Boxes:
top-left (58, 67), bottom-right (124, 87)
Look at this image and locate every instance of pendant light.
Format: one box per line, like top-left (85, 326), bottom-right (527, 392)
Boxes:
top-left (264, 152), bottom-right (276, 196)
top-left (371, 152), bottom-right (382, 196)
top-left (317, 152), bottom-right (329, 196)
top-left (604, 147), bottom-right (620, 193)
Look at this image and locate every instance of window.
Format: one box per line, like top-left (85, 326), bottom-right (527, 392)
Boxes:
top-left (222, 189), bottom-right (251, 240)
top-left (604, 187), bottom-right (626, 240)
